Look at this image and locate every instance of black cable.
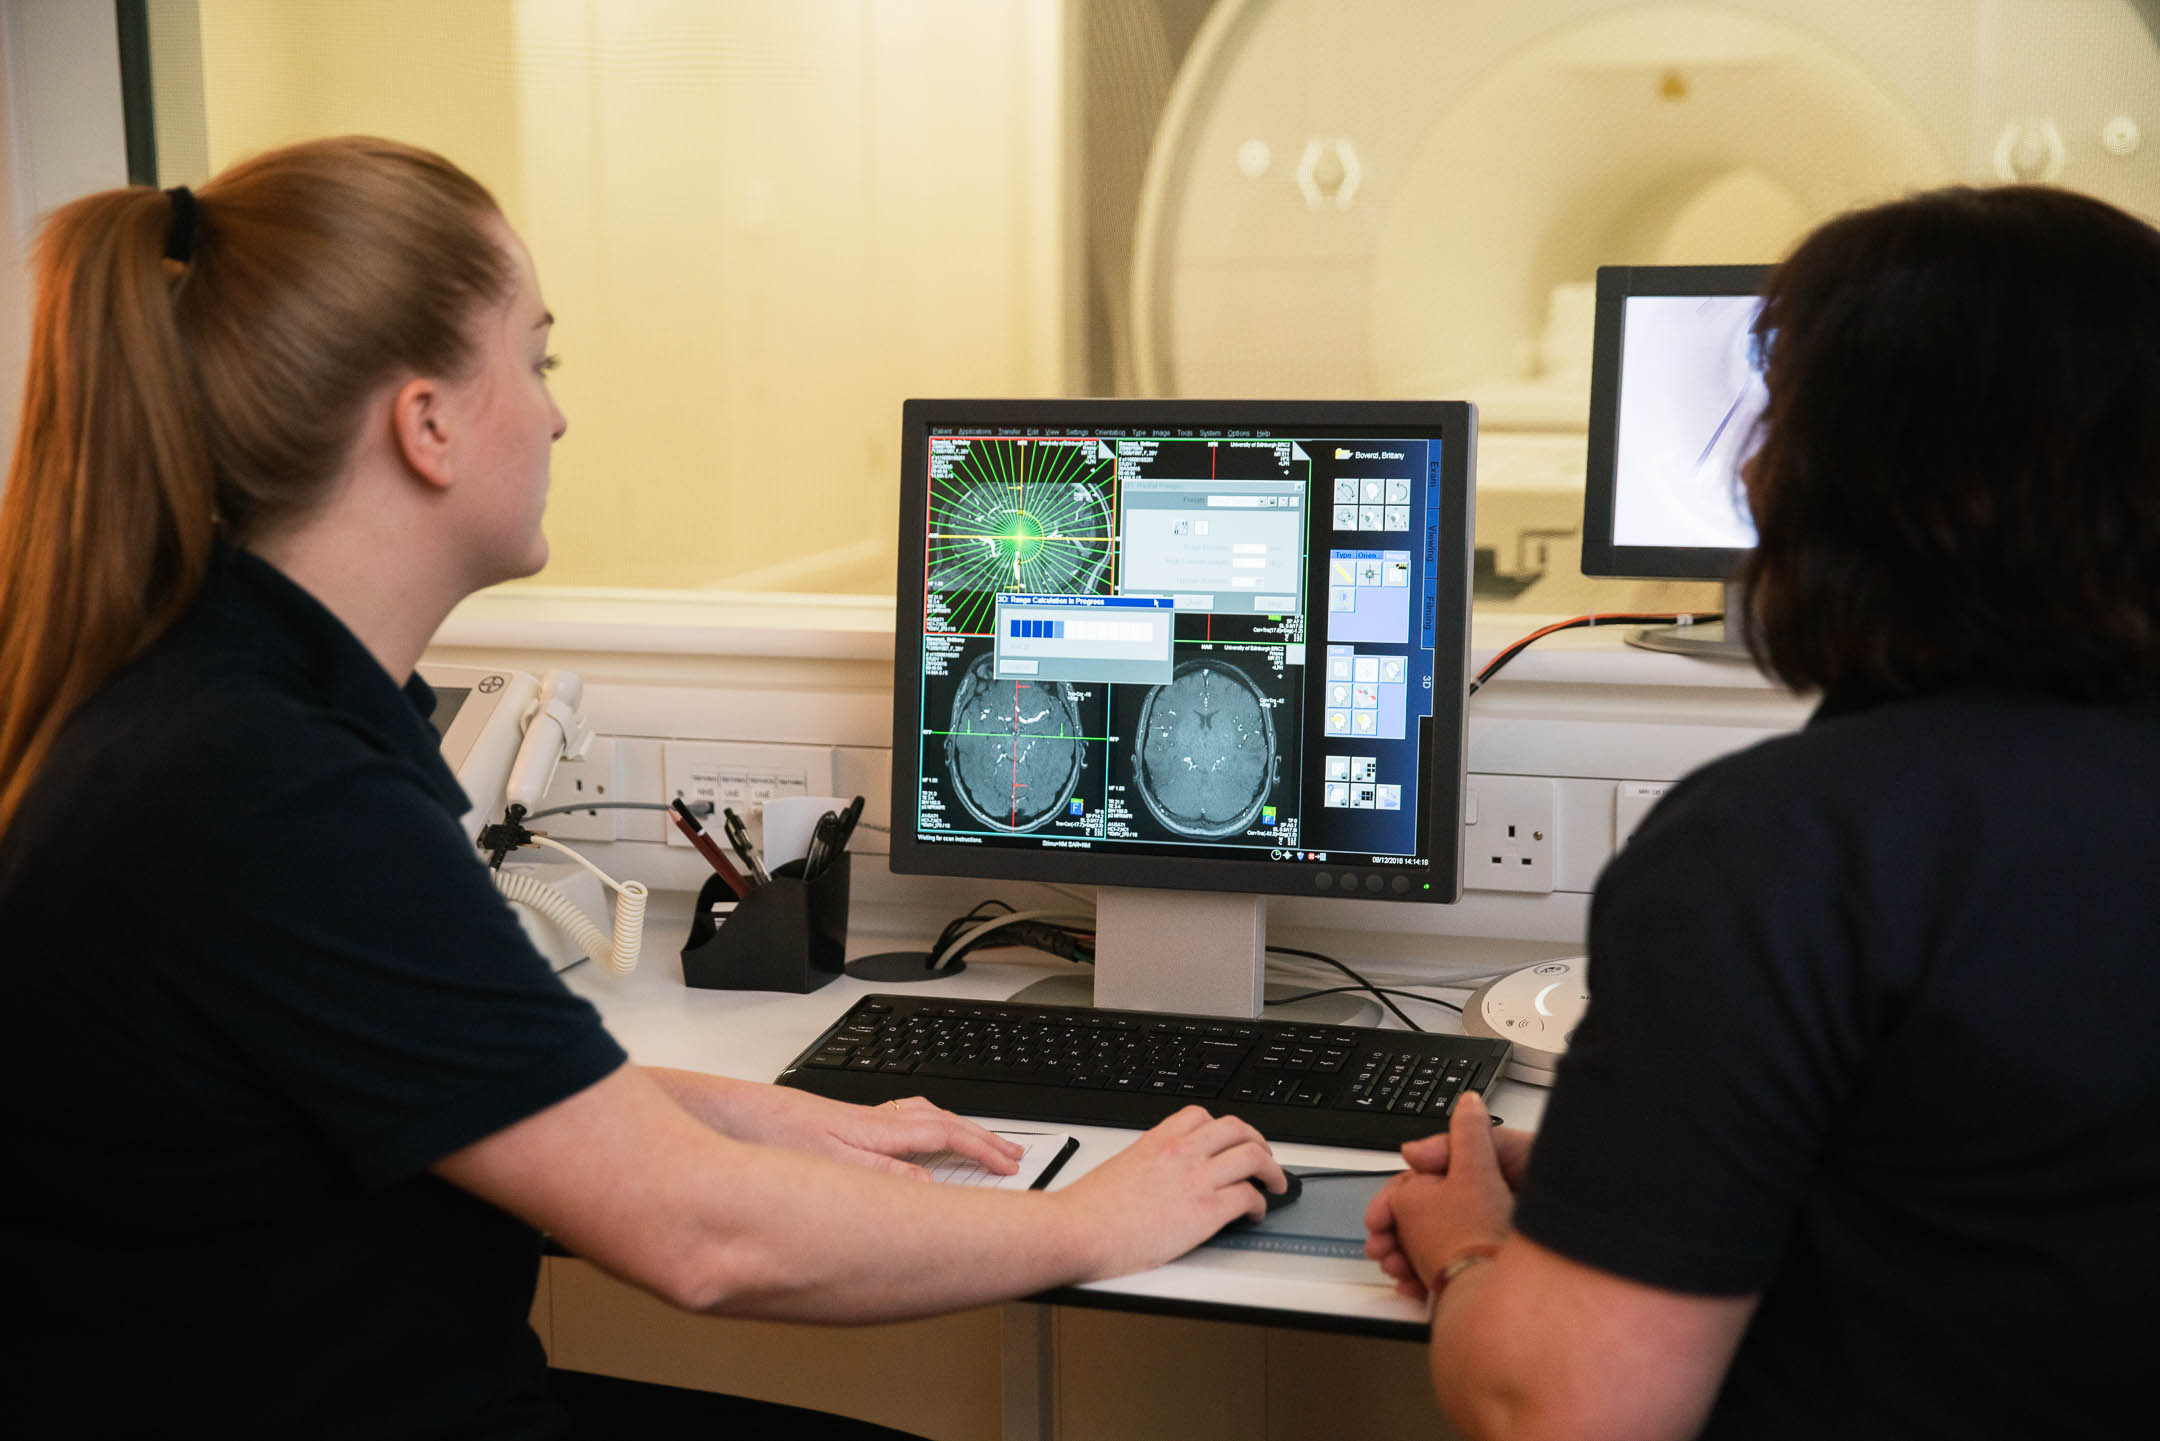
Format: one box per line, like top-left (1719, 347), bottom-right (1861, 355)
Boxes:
top-left (522, 799), bottom-right (707, 823)
top-left (1265, 945), bottom-right (1424, 1031)
top-left (944, 920), bottom-right (1095, 969)
top-left (1468, 611), bottom-right (1721, 696)
top-left (915, 913), bottom-right (1446, 1028)
top-left (1371, 986), bottom-right (1465, 1015)
top-left (932, 899), bottom-right (1014, 954)
top-left (931, 901), bottom-right (1098, 970)
top-left (1267, 983), bottom-right (1465, 1016)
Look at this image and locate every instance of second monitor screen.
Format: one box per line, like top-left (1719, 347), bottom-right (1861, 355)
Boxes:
top-left (912, 424), bottom-right (1449, 875)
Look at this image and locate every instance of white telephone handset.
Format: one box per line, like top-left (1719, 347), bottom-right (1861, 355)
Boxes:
top-left (504, 669), bottom-right (594, 819)
top-left (417, 663), bottom-right (644, 974)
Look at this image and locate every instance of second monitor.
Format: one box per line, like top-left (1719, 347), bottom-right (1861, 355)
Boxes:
top-left (891, 399), bottom-right (1476, 1018)
top-left (1580, 263), bottom-right (1772, 657)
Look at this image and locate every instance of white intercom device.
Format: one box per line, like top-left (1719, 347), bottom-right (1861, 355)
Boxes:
top-left (1462, 957), bottom-right (1590, 1086)
top-left (418, 663), bottom-right (644, 975)
top-left (419, 663), bottom-right (542, 840)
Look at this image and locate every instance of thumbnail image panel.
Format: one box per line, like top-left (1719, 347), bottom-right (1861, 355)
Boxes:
top-left (926, 437), bottom-right (1116, 635)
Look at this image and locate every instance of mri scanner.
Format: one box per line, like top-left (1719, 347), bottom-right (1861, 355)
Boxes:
top-left (1127, 0), bottom-right (2160, 606)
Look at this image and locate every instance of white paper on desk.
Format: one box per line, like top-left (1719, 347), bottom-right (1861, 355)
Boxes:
top-left (907, 1130), bottom-right (1078, 1191)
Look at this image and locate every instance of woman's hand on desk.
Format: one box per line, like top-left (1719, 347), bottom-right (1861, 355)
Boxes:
top-left (1055, 1105), bottom-right (1284, 1278)
top-left (791, 1092), bottom-right (1023, 1179)
top-left (642, 1067), bottom-right (1021, 1179)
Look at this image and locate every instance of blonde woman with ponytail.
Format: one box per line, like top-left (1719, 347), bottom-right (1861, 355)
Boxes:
top-left (0, 138), bottom-right (1282, 1439)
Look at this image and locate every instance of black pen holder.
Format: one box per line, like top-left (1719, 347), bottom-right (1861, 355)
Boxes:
top-left (680, 853), bottom-right (850, 993)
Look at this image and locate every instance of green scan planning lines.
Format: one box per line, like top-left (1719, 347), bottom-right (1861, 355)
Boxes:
top-left (927, 437), bottom-right (1116, 636)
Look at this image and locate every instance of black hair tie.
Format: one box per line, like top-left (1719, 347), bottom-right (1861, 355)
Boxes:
top-left (163, 185), bottom-right (199, 264)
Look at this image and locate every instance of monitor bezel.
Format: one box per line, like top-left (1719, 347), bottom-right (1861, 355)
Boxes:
top-left (1580, 263), bottom-right (1773, 581)
top-left (889, 397), bottom-right (1476, 904)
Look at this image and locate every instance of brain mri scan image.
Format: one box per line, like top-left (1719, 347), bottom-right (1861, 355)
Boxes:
top-left (1132, 657), bottom-right (1278, 838)
top-left (945, 653), bottom-right (1087, 832)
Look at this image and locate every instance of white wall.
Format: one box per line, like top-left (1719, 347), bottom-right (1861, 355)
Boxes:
top-left (0, 24), bottom-right (30, 470)
top-left (0, 0), bottom-right (129, 482)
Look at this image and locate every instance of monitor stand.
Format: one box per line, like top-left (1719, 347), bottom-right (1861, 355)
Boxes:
top-left (1625, 579), bottom-right (1753, 662)
top-left (1006, 886), bottom-right (1379, 1026)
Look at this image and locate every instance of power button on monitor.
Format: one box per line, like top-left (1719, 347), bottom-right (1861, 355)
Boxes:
top-left (1363, 874), bottom-right (1385, 894)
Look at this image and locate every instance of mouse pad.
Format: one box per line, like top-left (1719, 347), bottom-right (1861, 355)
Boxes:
top-left (1202, 1168), bottom-right (1398, 1260)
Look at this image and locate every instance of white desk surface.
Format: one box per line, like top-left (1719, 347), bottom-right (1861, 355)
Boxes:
top-left (563, 900), bottom-right (1550, 1339)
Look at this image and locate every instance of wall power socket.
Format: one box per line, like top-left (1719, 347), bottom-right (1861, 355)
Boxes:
top-left (1464, 773), bottom-right (1558, 894)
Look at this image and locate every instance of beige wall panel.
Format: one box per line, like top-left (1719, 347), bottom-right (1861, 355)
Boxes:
top-left (1266, 1328), bottom-right (1467, 1441)
top-left (547, 1258), bottom-right (1003, 1441)
top-left (1054, 1308), bottom-right (1267, 1441)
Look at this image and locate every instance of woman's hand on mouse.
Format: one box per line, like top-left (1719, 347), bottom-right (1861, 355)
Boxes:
top-left (1364, 1092), bottom-right (1521, 1299)
top-left (1056, 1105), bottom-right (1283, 1278)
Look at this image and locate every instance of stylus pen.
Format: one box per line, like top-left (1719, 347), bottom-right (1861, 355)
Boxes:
top-left (804, 809), bottom-right (841, 880)
top-left (669, 800), bottom-right (753, 900)
top-left (830, 794), bottom-right (866, 851)
top-left (721, 807), bottom-right (771, 885)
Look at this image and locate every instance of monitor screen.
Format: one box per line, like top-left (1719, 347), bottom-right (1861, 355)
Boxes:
top-left (888, 399), bottom-right (1476, 1016)
top-left (1581, 264), bottom-right (1771, 581)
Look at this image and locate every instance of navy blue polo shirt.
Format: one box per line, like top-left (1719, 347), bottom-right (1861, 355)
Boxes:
top-left (0, 547), bottom-right (626, 1438)
top-left (1513, 686), bottom-right (2160, 1439)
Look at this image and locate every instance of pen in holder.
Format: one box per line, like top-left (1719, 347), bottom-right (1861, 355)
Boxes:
top-left (680, 852), bottom-right (850, 993)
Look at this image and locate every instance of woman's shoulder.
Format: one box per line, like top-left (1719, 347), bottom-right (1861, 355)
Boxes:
top-left (1634, 686), bottom-right (2160, 885)
top-left (54, 622), bottom-right (425, 827)
top-left (1683, 685), bottom-right (2154, 802)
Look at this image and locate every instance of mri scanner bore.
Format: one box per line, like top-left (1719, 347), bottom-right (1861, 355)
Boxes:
top-left (1128, 0), bottom-right (2160, 607)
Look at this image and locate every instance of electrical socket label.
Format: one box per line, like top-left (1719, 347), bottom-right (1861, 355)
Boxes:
top-left (1614, 781), bottom-right (1672, 851)
top-left (661, 741), bottom-right (835, 847)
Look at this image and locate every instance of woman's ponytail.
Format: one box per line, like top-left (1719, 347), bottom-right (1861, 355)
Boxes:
top-left (0, 186), bottom-right (217, 835)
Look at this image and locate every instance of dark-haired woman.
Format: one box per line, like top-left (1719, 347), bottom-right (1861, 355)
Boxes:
top-left (0, 138), bottom-right (1284, 1439)
top-left (1365, 185), bottom-right (2160, 1440)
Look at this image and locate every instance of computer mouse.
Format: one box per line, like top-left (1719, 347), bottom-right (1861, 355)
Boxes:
top-left (1249, 1170), bottom-right (1303, 1212)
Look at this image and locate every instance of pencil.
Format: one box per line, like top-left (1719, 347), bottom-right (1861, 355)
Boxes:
top-left (670, 799), bottom-right (753, 900)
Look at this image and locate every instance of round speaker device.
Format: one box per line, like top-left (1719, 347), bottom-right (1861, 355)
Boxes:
top-left (1462, 958), bottom-right (1589, 1087)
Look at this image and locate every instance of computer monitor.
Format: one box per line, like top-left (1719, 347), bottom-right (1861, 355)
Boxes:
top-left (1580, 263), bottom-right (1771, 657)
top-left (887, 399), bottom-right (1477, 1019)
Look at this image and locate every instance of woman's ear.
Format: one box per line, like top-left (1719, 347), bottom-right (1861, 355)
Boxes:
top-left (389, 375), bottom-right (456, 491)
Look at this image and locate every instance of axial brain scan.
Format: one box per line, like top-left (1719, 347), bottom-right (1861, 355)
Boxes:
top-left (945, 653), bottom-right (1087, 832)
top-left (1132, 657), bottom-right (1277, 838)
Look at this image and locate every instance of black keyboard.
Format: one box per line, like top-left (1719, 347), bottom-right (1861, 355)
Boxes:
top-left (774, 994), bottom-right (1511, 1151)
